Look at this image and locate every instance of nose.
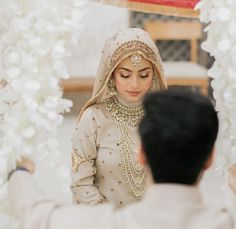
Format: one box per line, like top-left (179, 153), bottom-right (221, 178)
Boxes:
top-left (130, 76), bottom-right (139, 89)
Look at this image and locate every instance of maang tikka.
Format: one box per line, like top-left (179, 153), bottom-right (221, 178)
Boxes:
top-left (130, 52), bottom-right (143, 66)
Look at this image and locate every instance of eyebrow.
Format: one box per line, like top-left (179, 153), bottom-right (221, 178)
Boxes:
top-left (118, 67), bottom-right (152, 72)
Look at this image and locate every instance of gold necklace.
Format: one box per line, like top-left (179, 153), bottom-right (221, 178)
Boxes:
top-left (105, 96), bottom-right (148, 200)
top-left (105, 96), bottom-right (144, 127)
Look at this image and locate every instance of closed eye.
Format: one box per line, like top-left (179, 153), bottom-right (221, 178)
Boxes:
top-left (140, 73), bottom-right (150, 78)
top-left (140, 74), bottom-right (148, 78)
top-left (120, 74), bottom-right (130, 78)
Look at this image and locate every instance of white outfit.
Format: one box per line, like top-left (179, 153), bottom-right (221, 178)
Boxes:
top-left (71, 102), bottom-right (143, 207)
top-left (9, 171), bottom-right (235, 229)
top-left (70, 28), bottom-right (167, 207)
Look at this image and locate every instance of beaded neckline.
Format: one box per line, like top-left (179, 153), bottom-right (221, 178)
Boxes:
top-left (105, 96), bottom-right (144, 127)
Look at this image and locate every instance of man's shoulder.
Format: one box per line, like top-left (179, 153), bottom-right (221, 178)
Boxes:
top-left (206, 206), bottom-right (234, 228)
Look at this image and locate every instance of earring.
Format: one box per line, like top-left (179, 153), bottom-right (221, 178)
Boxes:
top-left (150, 76), bottom-right (156, 92)
top-left (108, 78), bottom-right (117, 96)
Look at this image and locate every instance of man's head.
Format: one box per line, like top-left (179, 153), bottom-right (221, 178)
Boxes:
top-left (139, 88), bottom-right (218, 185)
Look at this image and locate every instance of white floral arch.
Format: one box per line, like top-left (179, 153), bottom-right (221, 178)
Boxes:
top-left (197, 0), bottom-right (236, 197)
top-left (0, 0), bottom-right (87, 228)
top-left (0, 0), bottom-right (235, 228)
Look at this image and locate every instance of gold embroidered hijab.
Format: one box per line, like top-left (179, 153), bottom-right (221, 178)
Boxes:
top-left (79, 28), bottom-right (167, 118)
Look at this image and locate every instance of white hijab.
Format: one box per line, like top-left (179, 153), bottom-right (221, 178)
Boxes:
top-left (79, 28), bottom-right (167, 119)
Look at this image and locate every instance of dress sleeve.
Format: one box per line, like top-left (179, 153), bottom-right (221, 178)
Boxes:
top-left (71, 108), bottom-right (107, 205)
top-left (8, 172), bottom-right (113, 229)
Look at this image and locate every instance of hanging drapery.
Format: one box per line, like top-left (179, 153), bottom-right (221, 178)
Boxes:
top-left (93, 0), bottom-right (200, 18)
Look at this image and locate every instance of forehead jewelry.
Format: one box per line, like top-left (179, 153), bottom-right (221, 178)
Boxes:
top-left (130, 52), bottom-right (143, 66)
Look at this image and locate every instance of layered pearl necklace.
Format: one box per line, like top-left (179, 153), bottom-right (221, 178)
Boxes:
top-left (105, 96), bottom-right (148, 200)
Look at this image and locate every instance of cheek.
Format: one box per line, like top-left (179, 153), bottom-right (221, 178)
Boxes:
top-left (143, 77), bottom-right (153, 90)
top-left (115, 77), bottom-right (121, 87)
top-left (114, 75), bottom-right (126, 93)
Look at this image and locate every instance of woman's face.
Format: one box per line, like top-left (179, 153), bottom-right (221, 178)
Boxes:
top-left (113, 56), bottom-right (154, 103)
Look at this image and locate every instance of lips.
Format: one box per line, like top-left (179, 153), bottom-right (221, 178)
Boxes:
top-left (127, 91), bottom-right (141, 96)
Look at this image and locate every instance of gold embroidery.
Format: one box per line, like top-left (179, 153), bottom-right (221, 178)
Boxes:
top-left (72, 150), bottom-right (86, 173)
top-left (107, 40), bottom-right (160, 76)
top-left (96, 199), bottom-right (106, 204)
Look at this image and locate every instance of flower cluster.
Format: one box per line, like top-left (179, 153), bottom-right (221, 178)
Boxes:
top-left (0, 0), bottom-right (87, 228)
top-left (196, 0), bottom-right (236, 199)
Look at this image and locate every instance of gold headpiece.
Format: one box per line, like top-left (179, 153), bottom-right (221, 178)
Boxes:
top-left (130, 52), bottom-right (143, 66)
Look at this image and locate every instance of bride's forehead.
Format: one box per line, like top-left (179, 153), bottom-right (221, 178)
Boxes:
top-left (116, 57), bottom-right (152, 70)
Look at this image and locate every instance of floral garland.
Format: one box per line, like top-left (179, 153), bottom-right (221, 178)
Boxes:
top-left (196, 1), bottom-right (236, 201)
top-left (0, 0), bottom-right (87, 228)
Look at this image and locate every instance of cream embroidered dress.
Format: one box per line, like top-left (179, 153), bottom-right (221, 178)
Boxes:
top-left (71, 28), bottom-right (167, 208)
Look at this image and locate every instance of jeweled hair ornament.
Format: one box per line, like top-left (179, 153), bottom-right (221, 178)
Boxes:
top-left (130, 52), bottom-right (143, 66)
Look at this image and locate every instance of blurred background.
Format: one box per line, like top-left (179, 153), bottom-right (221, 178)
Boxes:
top-left (53, 1), bottom-right (225, 206)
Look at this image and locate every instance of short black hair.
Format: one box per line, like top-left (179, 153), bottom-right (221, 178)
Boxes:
top-left (139, 88), bottom-right (218, 185)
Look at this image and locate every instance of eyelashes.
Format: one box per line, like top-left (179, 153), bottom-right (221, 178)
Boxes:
top-left (140, 74), bottom-right (149, 78)
top-left (120, 74), bottom-right (130, 78)
top-left (120, 74), bottom-right (150, 79)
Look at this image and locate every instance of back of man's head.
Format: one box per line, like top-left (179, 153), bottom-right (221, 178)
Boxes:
top-left (139, 89), bottom-right (218, 185)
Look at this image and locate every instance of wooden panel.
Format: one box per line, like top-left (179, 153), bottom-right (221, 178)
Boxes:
top-left (144, 21), bottom-right (202, 40)
top-left (92, 0), bottom-right (199, 18)
top-left (60, 77), bottom-right (94, 92)
top-left (191, 39), bottom-right (198, 62)
top-left (61, 77), bottom-right (208, 95)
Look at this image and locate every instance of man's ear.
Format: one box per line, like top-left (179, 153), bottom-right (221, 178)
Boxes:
top-left (138, 144), bottom-right (147, 166)
top-left (203, 146), bottom-right (216, 170)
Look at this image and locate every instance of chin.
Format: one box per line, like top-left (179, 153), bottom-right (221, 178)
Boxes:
top-left (127, 96), bottom-right (142, 103)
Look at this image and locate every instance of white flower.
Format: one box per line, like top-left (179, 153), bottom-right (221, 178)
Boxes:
top-left (53, 60), bottom-right (69, 79)
top-left (229, 108), bottom-right (236, 125)
top-left (47, 77), bottom-right (58, 89)
top-left (228, 22), bottom-right (236, 35)
top-left (62, 99), bottom-right (73, 112)
top-left (25, 81), bottom-right (41, 91)
top-left (0, 0), bottom-right (87, 224)
top-left (199, 1), bottom-right (236, 196)
top-left (6, 67), bottom-right (20, 78)
top-left (22, 127), bottom-right (35, 139)
top-left (5, 50), bottom-right (21, 65)
top-left (47, 111), bottom-right (58, 120)
top-left (226, 0), bottom-right (236, 6)
top-left (0, 213), bottom-right (12, 229)
top-left (209, 8), bottom-right (217, 22)
top-left (0, 157), bottom-right (7, 175)
top-left (208, 63), bottom-right (223, 79)
top-left (52, 43), bottom-right (65, 59)
top-left (217, 39), bottom-right (230, 52)
top-left (47, 138), bottom-right (58, 148)
top-left (216, 7), bottom-right (231, 21)
top-left (201, 41), bottom-right (214, 53)
top-left (44, 97), bottom-right (58, 108)
top-left (1, 34), bottom-right (14, 45)
top-left (15, 18), bottom-right (31, 31)
top-left (24, 97), bottom-right (38, 109)
top-left (228, 68), bottom-right (236, 82)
